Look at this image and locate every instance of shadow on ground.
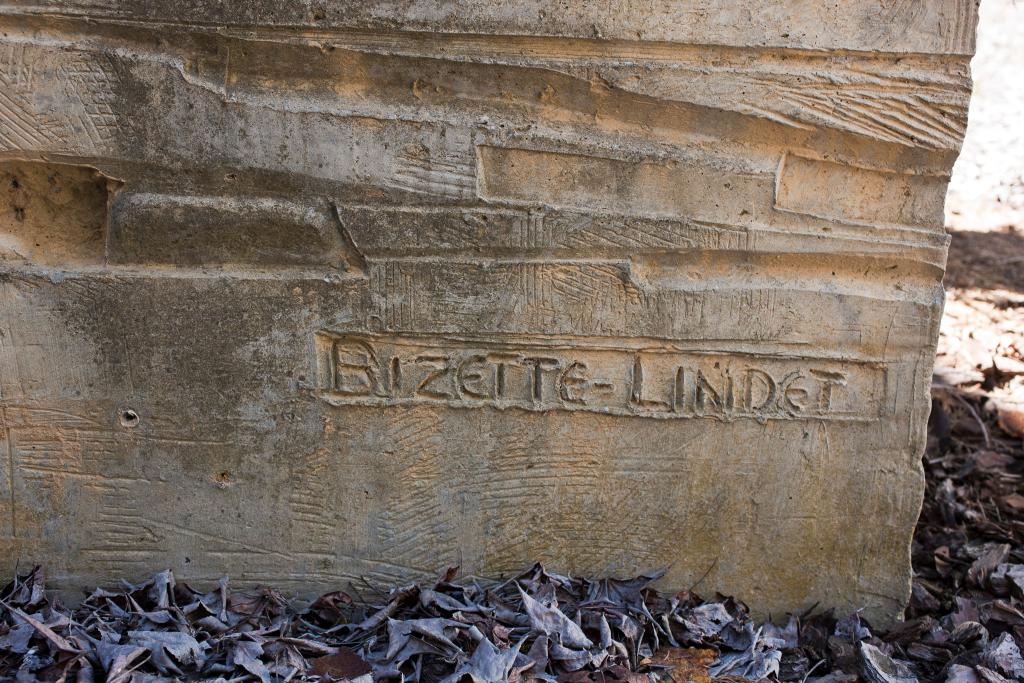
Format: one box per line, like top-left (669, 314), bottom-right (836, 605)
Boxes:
top-left (945, 228), bottom-right (1024, 292)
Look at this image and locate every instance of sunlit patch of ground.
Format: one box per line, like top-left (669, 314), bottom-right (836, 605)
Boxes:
top-left (940, 0), bottom-right (1024, 439)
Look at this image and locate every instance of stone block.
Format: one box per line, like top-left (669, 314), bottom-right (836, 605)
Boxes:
top-left (0, 1), bottom-right (978, 621)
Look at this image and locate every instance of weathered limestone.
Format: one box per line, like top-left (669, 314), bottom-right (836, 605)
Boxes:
top-left (0, 2), bottom-right (977, 621)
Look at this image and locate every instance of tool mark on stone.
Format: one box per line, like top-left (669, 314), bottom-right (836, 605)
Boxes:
top-left (141, 517), bottom-right (298, 562)
top-left (0, 45), bottom-right (120, 154)
top-left (2, 406), bottom-right (16, 539)
top-left (389, 149), bottom-right (476, 199)
top-left (734, 72), bottom-right (966, 149)
top-left (58, 56), bottom-right (121, 153)
top-left (877, 0), bottom-right (977, 55)
top-left (329, 202), bottom-right (368, 277)
top-left (0, 45), bottom-right (63, 150)
top-left (289, 442), bottom-right (338, 555)
top-left (80, 479), bottom-right (160, 574)
top-left (378, 409), bottom-right (460, 569)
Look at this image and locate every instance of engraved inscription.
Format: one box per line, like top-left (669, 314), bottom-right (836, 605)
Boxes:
top-left (316, 333), bottom-right (886, 421)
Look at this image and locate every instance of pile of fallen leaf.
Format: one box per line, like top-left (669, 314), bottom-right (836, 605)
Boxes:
top-left (0, 561), bottom-right (787, 683)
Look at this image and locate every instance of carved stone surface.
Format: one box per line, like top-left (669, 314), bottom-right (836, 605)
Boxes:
top-left (0, 2), bottom-right (978, 621)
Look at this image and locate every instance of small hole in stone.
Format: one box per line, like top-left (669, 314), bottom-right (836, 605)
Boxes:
top-left (119, 409), bottom-right (140, 427)
top-left (9, 178), bottom-right (18, 189)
